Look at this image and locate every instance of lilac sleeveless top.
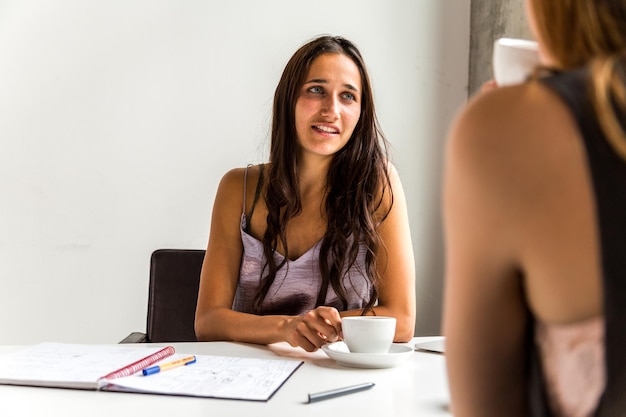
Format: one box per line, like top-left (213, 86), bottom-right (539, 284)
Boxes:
top-left (231, 165), bottom-right (373, 315)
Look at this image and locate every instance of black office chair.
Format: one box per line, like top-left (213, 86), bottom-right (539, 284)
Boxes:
top-left (120, 249), bottom-right (205, 343)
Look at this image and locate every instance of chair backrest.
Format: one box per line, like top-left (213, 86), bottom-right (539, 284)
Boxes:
top-left (146, 249), bottom-right (205, 343)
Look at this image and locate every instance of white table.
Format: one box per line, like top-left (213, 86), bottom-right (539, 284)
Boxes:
top-left (0, 337), bottom-right (450, 417)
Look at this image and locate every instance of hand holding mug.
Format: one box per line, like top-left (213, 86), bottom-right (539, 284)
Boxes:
top-left (285, 306), bottom-right (342, 352)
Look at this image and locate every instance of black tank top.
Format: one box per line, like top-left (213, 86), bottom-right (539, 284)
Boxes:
top-left (537, 69), bottom-right (626, 416)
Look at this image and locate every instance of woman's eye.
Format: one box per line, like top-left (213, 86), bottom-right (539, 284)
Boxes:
top-left (342, 92), bottom-right (356, 101)
top-left (308, 86), bottom-right (323, 94)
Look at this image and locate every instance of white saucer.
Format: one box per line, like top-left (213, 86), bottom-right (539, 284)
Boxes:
top-left (321, 342), bottom-right (413, 369)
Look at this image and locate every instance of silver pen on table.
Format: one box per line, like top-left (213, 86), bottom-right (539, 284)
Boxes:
top-left (307, 382), bottom-right (375, 403)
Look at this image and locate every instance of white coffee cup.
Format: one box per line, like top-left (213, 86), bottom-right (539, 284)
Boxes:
top-left (341, 316), bottom-right (396, 354)
top-left (492, 38), bottom-right (540, 86)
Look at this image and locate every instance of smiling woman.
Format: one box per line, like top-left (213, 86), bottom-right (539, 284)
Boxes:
top-left (194, 35), bottom-right (416, 352)
top-left (0, 1), bottom-right (469, 347)
top-left (295, 53), bottom-right (362, 159)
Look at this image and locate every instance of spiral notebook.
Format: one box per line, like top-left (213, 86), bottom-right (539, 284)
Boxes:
top-left (0, 342), bottom-right (303, 401)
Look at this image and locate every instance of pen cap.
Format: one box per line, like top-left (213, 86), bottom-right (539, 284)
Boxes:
top-left (142, 366), bottom-right (160, 376)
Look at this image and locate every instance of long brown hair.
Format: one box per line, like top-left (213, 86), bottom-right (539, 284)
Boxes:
top-left (530, 0), bottom-right (626, 158)
top-left (253, 35), bottom-right (392, 313)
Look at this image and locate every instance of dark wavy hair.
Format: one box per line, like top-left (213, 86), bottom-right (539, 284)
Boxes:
top-left (252, 35), bottom-right (393, 314)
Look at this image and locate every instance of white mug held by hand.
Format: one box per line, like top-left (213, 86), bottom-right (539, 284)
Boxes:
top-left (492, 38), bottom-right (540, 86)
top-left (341, 316), bottom-right (396, 354)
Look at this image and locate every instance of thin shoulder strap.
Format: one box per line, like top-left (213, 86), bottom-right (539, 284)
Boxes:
top-left (242, 164), bottom-right (251, 217)
top-left (243, 164), bottom-right (264, 234)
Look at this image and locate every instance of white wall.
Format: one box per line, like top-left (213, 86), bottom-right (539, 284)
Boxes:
top-left (0, 0), bottom-right (469, 344)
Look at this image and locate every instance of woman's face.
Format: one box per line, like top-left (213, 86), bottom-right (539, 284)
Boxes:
top-left (294, 53), bottom-right (362, 161)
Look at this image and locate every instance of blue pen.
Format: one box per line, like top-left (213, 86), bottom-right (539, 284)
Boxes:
top-left (142, 355), bottom-right (197, 376)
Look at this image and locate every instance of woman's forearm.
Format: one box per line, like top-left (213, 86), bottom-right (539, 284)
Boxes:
top-left (195, 307), bottom-right (291, 345)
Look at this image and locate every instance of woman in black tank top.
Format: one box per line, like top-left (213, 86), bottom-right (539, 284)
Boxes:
top-left (443, 1), bottom-right (626, 416)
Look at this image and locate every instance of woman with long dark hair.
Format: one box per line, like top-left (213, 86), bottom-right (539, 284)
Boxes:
top-left (195, 35), bottom-right (415, 352)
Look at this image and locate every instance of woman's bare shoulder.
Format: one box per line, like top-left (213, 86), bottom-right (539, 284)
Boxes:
top-left (459, 81), bottom-right (572, 136)
top-left (443, 80), bottom-right (587, 254)
top-left (447, 80), bottom-right (579, 174)
top-left (218, 164), bottom-right (266, 191)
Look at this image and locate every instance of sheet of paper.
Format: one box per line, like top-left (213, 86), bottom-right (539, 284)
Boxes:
top-left (414, 338), bottom-right (445, 354)
top-left (107, 354), bottom-right (303, 401)
top-left (0, 343), bottom-right (166, 389)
